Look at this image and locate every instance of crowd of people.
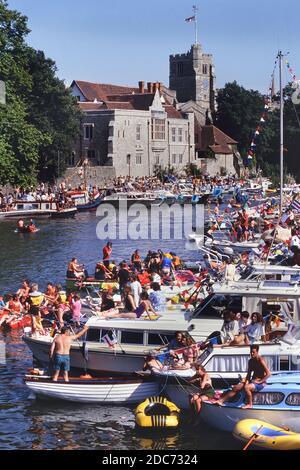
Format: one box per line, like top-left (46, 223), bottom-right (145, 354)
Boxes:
top-left (0, 280), bottom-right (83, 333)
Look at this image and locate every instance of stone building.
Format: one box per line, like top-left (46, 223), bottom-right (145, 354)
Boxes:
top-left (169, 43), bottom-right (243, 176)
top-left (169, 43), bottom-right (216, 124)
top-left (196, 124), bottom-right (243, 176)
top-left (69, 80), bottom-right (195, 178)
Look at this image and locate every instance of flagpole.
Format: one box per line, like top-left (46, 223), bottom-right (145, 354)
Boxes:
top-left (193, 5), bottom-right (198, 44)
top-left (279, 50), bottom-right (284, 214)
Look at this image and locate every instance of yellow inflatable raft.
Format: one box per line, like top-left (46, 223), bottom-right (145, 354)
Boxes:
top-left (135, 396), bottom-right (180, 429)
top-left (233, 419), bottom-right (300, 450)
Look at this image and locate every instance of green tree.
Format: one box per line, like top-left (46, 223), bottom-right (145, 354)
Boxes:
top-left (0, 0), bottom-right (80, 185)
top-left (214, 81), bottom-right (265, 160)
top-left (25, 48), bottom-right (81, 180)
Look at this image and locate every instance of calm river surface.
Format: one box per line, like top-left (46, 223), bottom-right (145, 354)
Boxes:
top-left (0, 212), bottom-right (239, 450)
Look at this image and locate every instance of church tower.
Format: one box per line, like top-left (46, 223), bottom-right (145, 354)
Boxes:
top-left (169, 43), bottom-right (216, 116)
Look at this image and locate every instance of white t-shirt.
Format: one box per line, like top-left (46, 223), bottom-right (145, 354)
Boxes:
top-left (291, 235), bottom-right (300, 248)
top-left (245, 323), bottom-right (265, 342)
top-left (130, 281), bottom-right (142, 308)
top-left (224, 263), bottom-right (236, 281)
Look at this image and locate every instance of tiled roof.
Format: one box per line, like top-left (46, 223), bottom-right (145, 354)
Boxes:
top-left (78, 102), bottom-right (104, 111)
top-left (164, 105), bottom-right (183, 119)
top-left (73, 80), bottom-right (139, 101)
top-left (74, 81), bottom-right (185, 119)
top-left (103, 101), bottom-right (134, 110)
top-left (196, 125), bottom-right (237, 154)
top-left (106, 93), bottom-right (155, 110)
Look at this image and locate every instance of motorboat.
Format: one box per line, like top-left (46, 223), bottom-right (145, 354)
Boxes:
top-left (0, 200), bottom-right (77, 219)
top-left (24, 373), bottom-right (159, 404)
top-left (200, 372), bottom-right (300, 433)
top-left (23, 277), bottom-right (300, 375)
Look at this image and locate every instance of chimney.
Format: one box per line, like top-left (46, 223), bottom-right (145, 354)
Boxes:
top-left (138, 81), bottom-right (145, 94)
top-left (147, 82), bottom-right (154, 93)
top-left (154, 82), bottom-right (159, 92)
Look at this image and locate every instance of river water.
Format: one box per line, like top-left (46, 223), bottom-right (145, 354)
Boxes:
top-left (0, 212), bottom-right (240, 450)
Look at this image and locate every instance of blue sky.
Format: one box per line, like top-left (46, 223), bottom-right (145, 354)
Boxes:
top-left (6, 0), bottom-right (300, 93)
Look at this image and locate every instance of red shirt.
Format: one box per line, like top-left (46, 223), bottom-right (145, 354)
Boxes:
top-left (103, 245), bottom-right (112, 261)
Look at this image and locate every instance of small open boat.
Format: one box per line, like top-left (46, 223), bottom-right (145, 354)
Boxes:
top-left (24, 373), bottom-right (159, 404)
top-left (233, 419), bottom-right (300, 450)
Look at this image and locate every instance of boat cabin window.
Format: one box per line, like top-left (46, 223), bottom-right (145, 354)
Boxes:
top-left (193, 295), bottom-right (242, 318)
top-left (99, 329), bottom-right (117, 344)
top-left (121, 330), bottom-right (144, 345)
top-left (86, 328), bottom-right (101, 342)
top-left (286, 393), bottom-right (300, 406)
top-left (252, 392), bottom-right (284, 405)
top-left (279, 356), bottom-right (289, 371)
top-left (147, 333), bottom-right (175, 346)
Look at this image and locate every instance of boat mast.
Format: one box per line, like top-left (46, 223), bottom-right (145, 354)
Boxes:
top-left (279, 51), bottom-right (284, 213)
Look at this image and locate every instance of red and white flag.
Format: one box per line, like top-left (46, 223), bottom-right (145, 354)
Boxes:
top-left (185, 15), bottom-right (195, 23)
top-left (102, 332), bottom-right (118, 348)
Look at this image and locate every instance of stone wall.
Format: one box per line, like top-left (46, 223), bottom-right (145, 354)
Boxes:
top-left (59, 166), bottom-right (116, 188)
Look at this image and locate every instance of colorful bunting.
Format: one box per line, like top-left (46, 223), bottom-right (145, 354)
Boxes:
top-left (245, 56), bottom-right (279, 167)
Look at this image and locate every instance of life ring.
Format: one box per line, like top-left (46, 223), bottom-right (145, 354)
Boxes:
top-left (135, 396), bottom-right (180, 429)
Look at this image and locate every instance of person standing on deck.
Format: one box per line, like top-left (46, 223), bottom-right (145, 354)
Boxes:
top-left (50, 325), bottom-right (89, 382)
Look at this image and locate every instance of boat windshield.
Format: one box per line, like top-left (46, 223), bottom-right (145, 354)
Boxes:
top-left (192, 294), bottom-right (242, 318)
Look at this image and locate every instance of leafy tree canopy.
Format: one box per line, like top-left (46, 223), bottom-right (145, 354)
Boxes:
top-left (0, 0), bottom-right (80, 186)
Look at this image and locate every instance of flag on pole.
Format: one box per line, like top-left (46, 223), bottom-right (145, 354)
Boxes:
top-left (185, 15), bottom-right (195, 23)
top-left (291, 200), bottom-right (300, 213)
top-left (101, 331), bottom-right (118, 348)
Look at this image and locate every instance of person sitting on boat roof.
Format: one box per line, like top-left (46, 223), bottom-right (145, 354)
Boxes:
top-left (97, 289), bottom-right (157, 320)
top-left (219, 310), bottom-right (240, 346)
top-left (244, 312), bottom-right (266, 345)
top-left (189, 364), bottom-right (215, 416)
top-left (66, 258), bottom-right (85, 280)
top-left (100, 289), bottom-right (116, 312)
top-left (149, 282), bottom-right (166, 313)
top-left (214, 344), bottom-right (271, 409)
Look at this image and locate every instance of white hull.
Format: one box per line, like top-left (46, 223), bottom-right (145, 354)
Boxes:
top-left (25, 377), bottom-right (159, 403)
top-left (165, 384), bottom-right (194, 409)
top-left (200, 401), bottom-right (300, 433)
top-left (24, 337), bottom-right (145, 374)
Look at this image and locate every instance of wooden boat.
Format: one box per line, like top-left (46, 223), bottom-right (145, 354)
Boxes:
top-left (233, 419), bottom-right (300, 450)
top-left (24, 373), bottom-right (159, 403)
top-left (200, 372), bottom-right (300, 433)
